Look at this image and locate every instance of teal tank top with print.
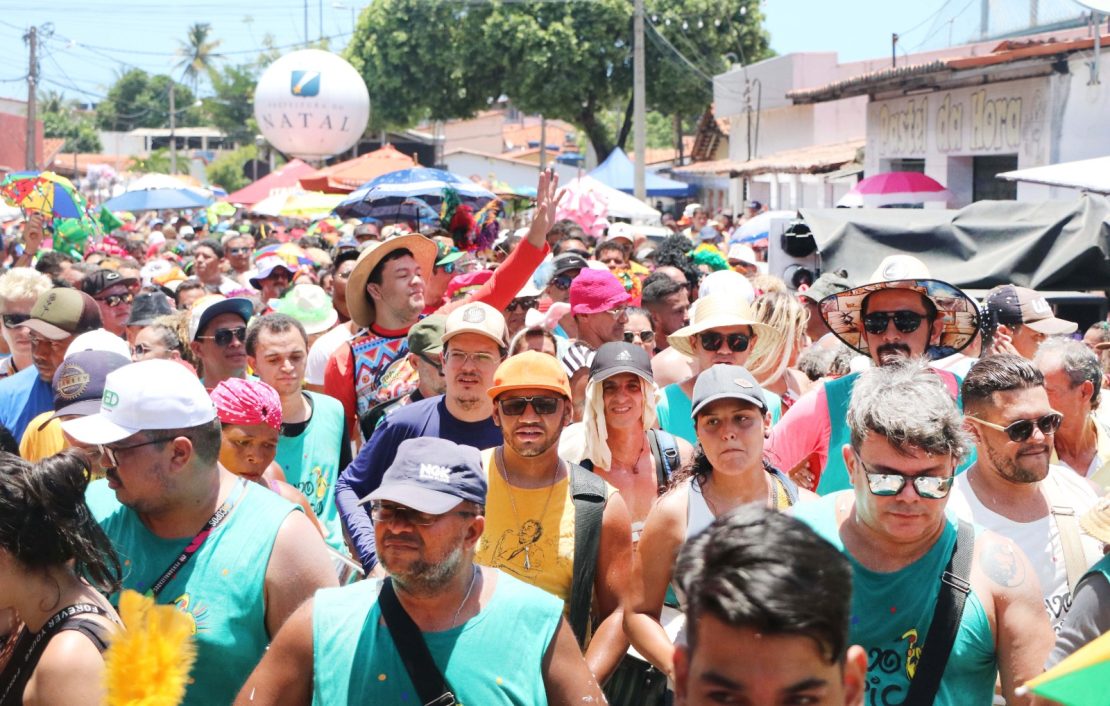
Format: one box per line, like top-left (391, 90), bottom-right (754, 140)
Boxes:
top-left (658, 381), bottom-right (782, 445)
top-left (794, 495), bottom-right (997, 706)
top-left (86, 477), bottom-right (295, 706)
top-left (818, 370), bottom-right (975, 495)
top-left (274, 390), bottom-right (346, 552)
top-left (312, 571), bottom-right (562, 706)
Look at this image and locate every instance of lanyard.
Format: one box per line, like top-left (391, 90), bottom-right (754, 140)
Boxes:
top-left (0, 603), bottom-right (108, 705)
top-left (146, 478), bottom-right (248, 599)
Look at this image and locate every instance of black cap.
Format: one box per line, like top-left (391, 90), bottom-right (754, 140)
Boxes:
top-left (552, 253), bottom-right (589, 276)
top-left (589, 342), bottom-right (653, 383)
top-left (126, 292), bottom-right (175, 327)
top-left (82, 269), bottom-right (138, 297)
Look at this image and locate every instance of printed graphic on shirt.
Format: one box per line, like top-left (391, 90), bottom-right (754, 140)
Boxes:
top-left (352, 334), bottom-right (410, 415)
top-left (296, 465), bottom-right (329, 517)
top-left (171, 592), bottom-right (209, 635)
top-left (488, 520), bottom-right (547, 579)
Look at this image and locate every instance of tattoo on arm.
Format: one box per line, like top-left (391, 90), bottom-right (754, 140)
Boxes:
top-left (980, 541), bottom-right (1025, 588)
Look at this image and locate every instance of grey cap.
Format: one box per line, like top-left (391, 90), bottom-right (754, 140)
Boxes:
top-left (690, 364), bottom-right (767, 418)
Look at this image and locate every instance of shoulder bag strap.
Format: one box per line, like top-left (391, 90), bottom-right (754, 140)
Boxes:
top-left (378, 579), bottom-right (456, 706)
top-left (903, 520), bottom-right (975, 706)
top-left (569, 462), bottom-right (607, 648)
top-left (647, 429), bottom-right (680, 494)
top-left (1040, 478), bottom-right (1089, 596)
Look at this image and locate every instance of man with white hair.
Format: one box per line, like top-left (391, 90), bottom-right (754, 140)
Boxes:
top-left (0, 267), bottom-right (52, 378)
top-left (1035, 337), bottom-right (1110, 488)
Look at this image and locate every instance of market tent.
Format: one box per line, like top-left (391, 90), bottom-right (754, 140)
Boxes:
top-left (798, 194), bottom-right (1110, 290)
top-left (557, 175), bottom-right (661, 223)
top-left (998, 156), bottom-right (1110, 194)
top-left (299, 144), bottom-right (416, 194)
top-left (588, 147), bottom-right (695, 198)
top-left (225, 159), bottom-right (316, 206)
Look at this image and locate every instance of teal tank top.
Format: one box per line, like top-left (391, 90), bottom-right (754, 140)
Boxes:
top-left (274, 390), bottom-right (347, 552)
top-left (658, 381), bottom-right (782, 445)
top-left (86, 477), bottom-right (295, 706)
top-left (793, 495), bottom-right (997, 706)
top-left (818, 370), bottom-right (975, 495)
top-left (312, 572), bottom-right (562, 705)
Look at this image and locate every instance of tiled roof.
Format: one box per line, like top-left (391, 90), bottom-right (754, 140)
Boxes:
top-left (673, 139), bottom-right (865, 177)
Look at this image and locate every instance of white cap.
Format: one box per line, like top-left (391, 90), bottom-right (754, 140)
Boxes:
top-left (867, 255), bottom-right (931, 283)
top-left (727, 243), bottom-right (758, 265)
top-left (65, 329), bottom-right (132, 360)
top-left (61, 359), bottom-right (217, 445)
top-left (441, 301), bottom-right (507, 348)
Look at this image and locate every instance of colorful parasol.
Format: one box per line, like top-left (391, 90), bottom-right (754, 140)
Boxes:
top-left (0, 171), bottom-right (89, 221)
top-left (254, 242), bottom-right (314, 267)
top-left (1020, 631), bottom-right (1110, 705)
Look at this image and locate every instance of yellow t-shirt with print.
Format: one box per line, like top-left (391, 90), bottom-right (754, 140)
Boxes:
top-left (19, 411), bottom-right (66, 461)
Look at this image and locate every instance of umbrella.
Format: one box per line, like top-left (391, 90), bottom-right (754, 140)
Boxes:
top-left (334, 167), bottom-right (495, 221)
top-left (253, 242), bottom-right (314, 267)
top-left (1020, 631), bottom-right (1110, 704)
top-left (731, 210), bottom-right (797, 244)
top-left (250, 191), bottom-right (345, 219)
top-left (1, 171), bottom-right (89, 221)
top-left (837, 171), bottom-right (952, 208)
top-left (102, 188), bottom-right (212, 213)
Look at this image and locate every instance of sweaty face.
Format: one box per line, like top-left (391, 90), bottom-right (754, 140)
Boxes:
top-left (694, 398), bottom-right (767, 475)
top-left (675, 618), bottom-right (865, 706)
top-left (28, 331), bottom-right (72, 382)
top-left (375, 502), bottom-right (472, 593)
top-left (971, 386), bottom-right (1053, 485)
top-left (191, 312), bottom-right (248, 382)
top-left (249, 326), bottom-right (308, 398)
top-left (578, 306), bottom-right (629, 348)
top-left (443, 333), bottom-right (502, 412)
top-left (860, 289), bottom-right (940, 365)
top-left (494, 386), bottom-right (571, 458)
top-left (93, 284), bottom-right (133, 336)
top-left (219, 424), bottom-right (279, 482)
top-left (601, 372), bottom-right (645, 430)
top-left (369, 255), bottom-right (425, 324)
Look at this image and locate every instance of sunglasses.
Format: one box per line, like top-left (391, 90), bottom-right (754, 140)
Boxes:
top-left (228, 247), bottom-right (251, 256)
top-left (551, 274), bottom-right (576, 290)
top-left (1, 314), bottom-right (29, 329)
top-left (967, 412), bottom-right (1063, 443)
top-left (497, 395), bottom-right (562, 416)
top-left (369, 501), bottom-right (476, 527)
top-left (855, 455), bottom-right (953, 499)
top-left (698, 331), bottom-right (751, 353)
top-left (197, 326), bottom-right (247, 347)
top-left (507, 297), bottom-right (539, 312)
top-left (623, 329), bottom-right (655, 344)
top-left (863, 310), bottom-right (926, 335)
top-left (97, 292), bottom-right (135, 308)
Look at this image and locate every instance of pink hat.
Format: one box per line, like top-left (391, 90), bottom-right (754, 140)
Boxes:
top-left (445, 269), bottom-right (493, 300)
top-left (210, 378), bottom-right (283, 431)
top-left (569, 269), bottom-right (631, 315)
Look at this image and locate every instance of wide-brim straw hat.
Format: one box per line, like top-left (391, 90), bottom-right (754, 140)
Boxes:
top-left (346, 234), bottom-right (437, 328)
top-left (667, 294), bottom-right (781, 359)
top-left (817, 255), bottom-right (979, 358)
top-left (1080, 496), bottom-right (1110, 545)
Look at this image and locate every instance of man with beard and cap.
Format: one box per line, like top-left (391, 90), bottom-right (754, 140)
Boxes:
top-left (766, 255), bottom-right (980, 494)
top-left (0, 288), bottom-right (102, 441)
top-left (188, 295), bottom-right (255, 391)
top-left (82, 269), bottom-right (138, 338)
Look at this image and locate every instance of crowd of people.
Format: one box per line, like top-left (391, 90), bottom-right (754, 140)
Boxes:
top-left (2, 167), bottom-right (1110, 705)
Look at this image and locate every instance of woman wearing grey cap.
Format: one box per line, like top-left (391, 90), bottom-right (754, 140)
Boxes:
top-left (625, 364), bottom-right (814, 688)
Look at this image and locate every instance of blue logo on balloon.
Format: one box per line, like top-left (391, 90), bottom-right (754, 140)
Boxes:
top-left (290, 71), bottom-right (321, 97)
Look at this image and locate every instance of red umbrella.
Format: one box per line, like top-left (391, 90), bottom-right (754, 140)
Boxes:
top-left (838, 171), bottom-right (952, 207)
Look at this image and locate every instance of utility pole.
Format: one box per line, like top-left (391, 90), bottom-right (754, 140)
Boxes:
top-left (24, 26), bottom-right (37, 170)
top-left (169, 82), bottom-right (177, 174)
top-left (632, 0), bottom-right (646, 201)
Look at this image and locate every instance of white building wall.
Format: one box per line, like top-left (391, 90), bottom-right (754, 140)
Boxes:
top-left (442, 151), bottom-right (578, 188)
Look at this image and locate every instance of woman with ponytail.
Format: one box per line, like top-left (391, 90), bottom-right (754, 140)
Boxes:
top-left (0, 450), bottom-right (121, 705)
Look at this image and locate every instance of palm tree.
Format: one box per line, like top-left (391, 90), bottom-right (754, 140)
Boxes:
top-left (176, 23), bottom-right (222, 93)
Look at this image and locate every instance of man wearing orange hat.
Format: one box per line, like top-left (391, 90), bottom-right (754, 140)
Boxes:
top-left (478, 350), bottom-right (634, 686)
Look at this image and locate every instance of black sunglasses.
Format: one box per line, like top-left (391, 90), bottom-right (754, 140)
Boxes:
top-left (551, 274), bottom-right (575, 290)
top-left (698, 331), bottom-right (750, 353)
top-left (197, 326), bottom-right (247, 347)
top-left (863, 310), bottom-right (925, 335)
top-left (1, 314), bottom-right (29, 329)
top-left (228, 247), bottom-right (251, 256)
top-left (97, 292), bottom-right (134, 308)
top-left (507, 297), bottom-right (539, 312)
top-left (967, 412), bottom-right (1063, 443)
top-left (498, 395), bottom-right (561, 416)
top-left (623, 329), bottom-right (655, 344)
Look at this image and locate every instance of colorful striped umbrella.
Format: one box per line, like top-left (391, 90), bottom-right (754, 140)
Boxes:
top-left (0, 171), bottom-right (89, 221)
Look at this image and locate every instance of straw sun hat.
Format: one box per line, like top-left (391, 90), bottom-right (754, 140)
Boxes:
top-left (667, 294), bottom-right (780, 360)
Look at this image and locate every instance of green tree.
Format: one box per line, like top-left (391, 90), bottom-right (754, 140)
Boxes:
top-left (177, 22), bottom-right (223, 92)
top-left (39, 90), bottom-right (102, 153)
top-left (201, 63), bottom-right (259, 145)
top-left (205, 144), bottom-right (258, 193)
top-left (96, 69), bottom-right (202, 132)
top-left (128, 149), bottom-right (171, 173)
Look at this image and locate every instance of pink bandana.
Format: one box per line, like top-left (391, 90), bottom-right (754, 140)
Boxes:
top-left (210, 378), bottom-right (283, 430)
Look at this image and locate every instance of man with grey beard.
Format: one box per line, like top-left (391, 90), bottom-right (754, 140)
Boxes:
top-left (950, 354), bottom-right (1103, 631)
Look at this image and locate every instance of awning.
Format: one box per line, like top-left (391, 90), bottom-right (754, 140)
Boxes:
top-left (998, 156), bottom-right (1110, 195)
top-left (673, 140), bottom-right (864, 178)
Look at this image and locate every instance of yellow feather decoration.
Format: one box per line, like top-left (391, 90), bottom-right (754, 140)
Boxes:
top-left (102, 590), bottom-right (197, 706)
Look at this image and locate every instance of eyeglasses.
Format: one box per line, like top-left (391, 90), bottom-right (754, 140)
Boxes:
top-left (863, 310), bottom-right (926, 335)
top-left (369, 501), bottom-right (477, 526)
top-left (228, 247), bottom-right (251, 256)
top-left (506, 297), bottom-right (539, 312)
top-left (623, 329), bottom-right (655, 344)
top-left (131, 343), bottom-right (162, 358)
top-left (497, 395), bottom-right (562, 416)
top-left (855, 455), bottom-right (954, 499)
top-left (97, 292), bottom-right (134, 308)
top-left (435, 261), bottom-right (458, 275)
top-left (551, 274), bottom-right (576, 290)
top-left (967, 412), bottom-right (1063, 443)
top-left (1, 314), bottom-right (29, 329)
top-left (444, 350), bottom-right (500, 367)
top-left (99, 434), bottom-right (178, 468)
top-left (698, 331), bottom-right (751, 353)
top-left (604, 306), bottom-right (629, 319)
top-left (197, 326), bottom-right (247, 347)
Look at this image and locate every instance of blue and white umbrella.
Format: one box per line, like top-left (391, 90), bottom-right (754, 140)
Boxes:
top-left (334, 167), bottom-right (496, 221)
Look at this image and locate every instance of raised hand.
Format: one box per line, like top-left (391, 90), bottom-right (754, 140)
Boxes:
top-left (525, 168), bottom-right (565, 248)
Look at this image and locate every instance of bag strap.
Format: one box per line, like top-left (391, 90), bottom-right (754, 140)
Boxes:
top-left (647, 429), bottom-right (680, 495)
top-left (569, 462), bottom-right (607, 648)
top-left (378, 579), bottom-right (456, 706)
top-left (1040, 476), bottom-right (1089, 595)
top-left (903, 520), bottom-right (975, 706)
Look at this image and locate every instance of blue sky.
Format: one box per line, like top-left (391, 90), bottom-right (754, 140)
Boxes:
top-left (0, 0), bottom-right (957, 104)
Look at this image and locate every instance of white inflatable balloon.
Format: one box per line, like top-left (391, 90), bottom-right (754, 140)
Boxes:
top-left (253, 49), bottom-right (371, 160)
